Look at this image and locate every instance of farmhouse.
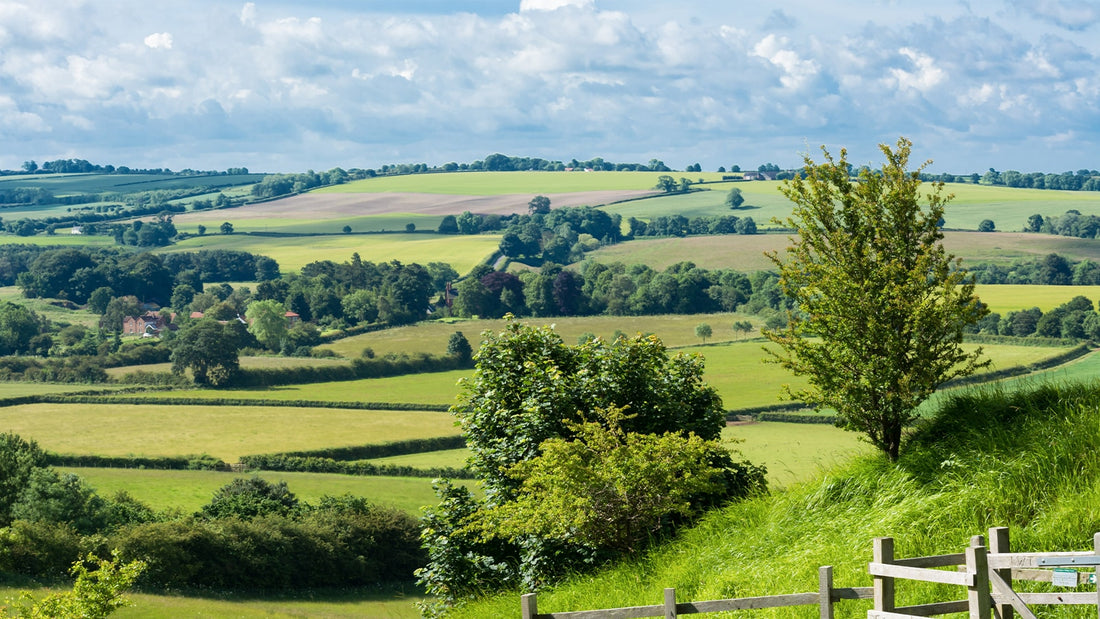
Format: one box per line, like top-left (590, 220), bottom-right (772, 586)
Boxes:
top-left (122, 312), bottom-right (177, 337)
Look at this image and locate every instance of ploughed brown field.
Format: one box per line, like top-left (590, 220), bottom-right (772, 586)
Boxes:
top-left (174, 190), bottom-right (656, 222)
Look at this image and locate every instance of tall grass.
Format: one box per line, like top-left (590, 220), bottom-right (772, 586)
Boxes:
top-left (450, 380), bottom-right (1100, 617)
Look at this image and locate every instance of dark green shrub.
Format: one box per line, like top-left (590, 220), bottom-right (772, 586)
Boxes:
top-left (200, 477), bottom-right (299, 520)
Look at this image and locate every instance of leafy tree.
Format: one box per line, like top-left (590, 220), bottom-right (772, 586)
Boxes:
top-left (0, 301), bottom-right (44, 356)
top-left (405, 222), bottom-right (416, 233)
top-left (732, 320), bottom-right (754, 336)
top-left (0, 433), bottom-right (47, 526)
top-left (765, 138), bottom-right (988, 461)
top-left (420, 321), bottom-right (760, 599)
top-left (219, 221), bottom-right (233, 235)
top-left (695, 322), bottom-right (712, 343)
top-left (1025, 214), bottom-right (1043, 232)
top-left (446, 331), bottom-right (473, 364)
top-left (482, 407), bottom-right (735, 555)
top-left (342, 225), bottom-right (352, 234)
top-left (197, 224), bottom-right (206, 236)
top-left (245, 299), bottom-right (288, 351)
top-left (978, 219), bottom-right (995, 232)
top-left (10, 469), bottom-right (108, 534)
top-left (170, 319), bottom-right (241, 386)
top-left (341, 289), bottom-right (378, 324)
top-left (1, 552), bottom-right (145, 619)
top-left (200, 477), bottom-right (299, 520)
top-left (725, 187), bottom-right (745, 209)
top-left (87, 287), bottom-right (114, 314)
top-left (528, 195), bottom-right (551, 215)
top-left (654, 175), bottom-right (677, 193)
top-left (437, 215), bottom-right (459, 234)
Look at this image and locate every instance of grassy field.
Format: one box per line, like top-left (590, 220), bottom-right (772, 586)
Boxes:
top-left (722, 422), bottom-right (870, 489)
top-left (580, 230), bottom-right (1100, 274)
top-left (314, 171), bottom-right (731, 195)
top-left (63, 468), bottom-right (460, 516)
top-left (157, 232), bottom-right (500, 273)
top-left (111, 370), bottom-right (470, 405)
top-left (0, 404), bottom-right (457, 462)
top-left (104, 354), bottom-right (351, 378)
top-left (600, 181), bottom-right (1100, 231)
top-left (0, 584), bottom-right (423, 619)
top-left (318, 313), bottom-right (765, 358)
top-left (0, 234), bottom-right (115, 247)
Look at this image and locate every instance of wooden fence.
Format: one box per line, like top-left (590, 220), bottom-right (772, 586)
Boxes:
top-left (520, 527), bottom-right (1100, 619)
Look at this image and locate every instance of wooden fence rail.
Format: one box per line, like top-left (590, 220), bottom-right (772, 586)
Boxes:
top-left (521, 527), bottom-right (1100, 619)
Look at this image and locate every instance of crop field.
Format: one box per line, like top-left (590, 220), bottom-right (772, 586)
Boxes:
top-left (315, 171), bottom-right (731, 195)
top-left (602, 183), bottom-right (791, 224)
top-left (158, 232), bottom-right (501, 273)
top-left (64, 468), bottom-right (461, 516)
top-left (0, 404), bottom-right (457, 462)
top-left (974, 284), bottom-right (1100, 312)
top-left (581, 231), bottom-right (1100, 274)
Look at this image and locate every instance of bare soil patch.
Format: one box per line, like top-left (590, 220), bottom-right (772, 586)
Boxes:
top-left (177, 190), bottom-right (656, 222)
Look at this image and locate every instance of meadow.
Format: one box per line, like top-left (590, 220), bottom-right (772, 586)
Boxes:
top-left (157, 232), bottom-right (500, 273)
top-left (172, 213), bottom-right (446, 236)
top-left (104, 354), bottom-right (351, 379)
top-left (0, 404), bottom-right (457, 462)
top-left (973, 284), bottom-right (1100, 312)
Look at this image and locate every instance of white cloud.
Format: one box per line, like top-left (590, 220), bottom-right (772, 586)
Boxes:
top-left (887, 47), bottom-right (945, 94)
top-left (519, 0), bottom-right (593, 12)
top-left (143, 32), bottom-right (173, 49)
top-left (751, 34), bottom-right (819, 89)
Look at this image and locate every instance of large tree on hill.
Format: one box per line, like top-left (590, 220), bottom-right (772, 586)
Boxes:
top-left (764, 137), bottom-right (988, 461)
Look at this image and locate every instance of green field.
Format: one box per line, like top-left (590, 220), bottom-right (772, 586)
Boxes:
top-left (158, 232), bottom-right (500, 273)
top-left (0, 404), bottom-right (457, 462)
top-left (581, 230), bottom-right (1100, 274)
top-left (318, 313), bottom-right (764, 358)
top-left (104, 354), bottom-right (351, 378)
top-left (0, 286), bottom-right (104, 328)
top-left (0, 584), bottom-right (423, 619)
top-left (722, 422), bottom-right (870, 488)
top-left (313, 171), bottom-right (730, 195)
top-left (63, 468), bottom-right (459, 516)
top-left (0, 234), bottom-right (115, 247)
top-left (599, 180), bottom-right (1100, 231)
top-left (113, 370), bottom-right (470, 405)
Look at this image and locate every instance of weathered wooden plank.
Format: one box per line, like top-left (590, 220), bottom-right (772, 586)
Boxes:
top-left (968, 545), bottom-right (992, 619)
top-left (894, 600), bottom-right (969, 616)
top-left (990, 527), bottom-right (1013, 619)
top-left (1011, 592), bottom-right (1098, 605)
top-left (874, 537), bottom-right (896, 613)
top-left (894, 554), bottom-right (967, 569)
top-left (664, 588), bottom-right (676, 619)
top-left (833, 587), bottom-right (874, 600)
top-left (523, 593), bottom-right (538, 619)
top-left (678, 592), bottom-right (820, 613)
top-left (540, 604), bottom-right (663, 619)
top-left (869, 562), bottom-right (975, 587)
top-left (988, 552), bottom-right (1097, 569)
top-left (1011, 568), bottom-right (1095, 584)
top-left (988, 568), bottom-right (1038, 619)
top-left (820, 566), bottom-right (835, 619)
top-left (867, 610), bottom-right (930, 619)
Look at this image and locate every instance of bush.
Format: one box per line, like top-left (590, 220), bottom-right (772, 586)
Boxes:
top-left (200, 477), bottom-right (299, 520)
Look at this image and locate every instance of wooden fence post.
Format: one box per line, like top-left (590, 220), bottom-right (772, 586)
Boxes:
top-left (874, 537), bottom-right (896, 613)
top-left (990, 527), bottom-right (1012, 619)
top-left (521, 593), bottom-right (538, 619)
top-left (967, 544), bottom-right (992, 619)
top-left (819, 565), bottom-right (834, 619)
top-left (664, 587), bottom-right (677, 619)
top-left (1093, 532), bottom-right (1100, 619)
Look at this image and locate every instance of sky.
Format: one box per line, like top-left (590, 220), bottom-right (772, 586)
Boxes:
top-left (1, 0), bottom-right (1098, 174)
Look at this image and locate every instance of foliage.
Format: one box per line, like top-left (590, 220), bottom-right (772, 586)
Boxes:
top-left (10, 469), bottom-right (109, 535)
top-left (1, 552), bottom-right (145, 619)
top-left (0, 302), bottom-right (45, 357)
top-left (446, 331), bottom-right (473, 364)
top-left (695, 322), bottom-right (712, 343)
top-left (725, 187), bottom-right (745, 209)
top-left (170, 319), bottom-right (241, 386)
top-left (0, 433), bottom-right (47, 526)
top-left (482, 407), bottom-right (740, 554)
top-left (245, 299), bottom-right (288, 351)
top-left (978, 218), bottom-right (995, 232)
top-left (200, 477), bottom-right (299, 520)
top-left (420, 320), bottom-right (762, 602)
top-left (766, 138), bottom-right (988, 460)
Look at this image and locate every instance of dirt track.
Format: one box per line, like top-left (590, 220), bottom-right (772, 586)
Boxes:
top-left (176, 190), bottom-right (657, 222)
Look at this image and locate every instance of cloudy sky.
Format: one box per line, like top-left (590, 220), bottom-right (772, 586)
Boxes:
top-left (1, 0), bottom-right (1098, 173)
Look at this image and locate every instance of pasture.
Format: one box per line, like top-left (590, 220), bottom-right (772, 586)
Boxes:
top-left (172, 213), bottom-right (446, 235)
top-left (722, 422), bottom-right (870, 488)
top-left (974, 284), bottom-right (1100, 312)
top-left (157, 231), bottom-right (501, 273)
top-left (0, 285), bottom-right (102, 327)
top-left (103, 355), bottom-right (351, 378)
top-left (64, 468), bottom-right (460, 516)
top-left (0, 404), bottom-right (457, 462)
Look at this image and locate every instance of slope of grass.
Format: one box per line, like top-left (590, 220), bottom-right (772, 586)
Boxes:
top-left (451, 380), bottom-right (1100, 617)
top-left (973, 284), bottom-right (1100, 313)
top-left (314, 171), bottom-right (730, 195)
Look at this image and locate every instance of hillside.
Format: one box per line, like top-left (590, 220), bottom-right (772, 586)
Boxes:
top-left (451, 380), bottom-right (1100, 617)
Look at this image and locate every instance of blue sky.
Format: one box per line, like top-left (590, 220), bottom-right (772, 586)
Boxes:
top-left (1, 0), bottom-right (1098, 173)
